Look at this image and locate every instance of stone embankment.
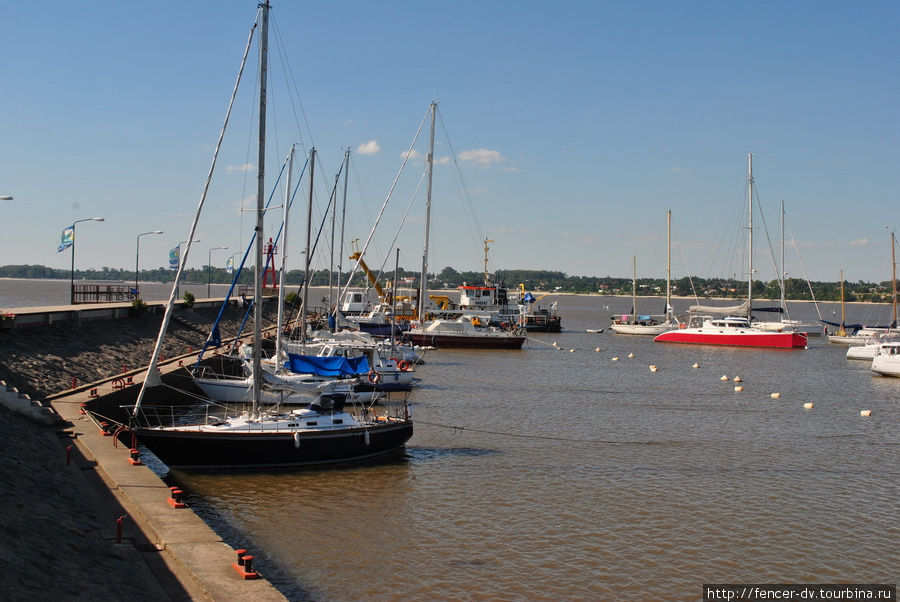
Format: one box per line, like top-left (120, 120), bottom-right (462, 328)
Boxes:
top-left (0, 301), bottom-right (285, 599)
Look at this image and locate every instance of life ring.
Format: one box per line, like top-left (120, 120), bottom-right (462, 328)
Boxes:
top-left (368, 370), bottom-right (381, 384)
top-left (679, 323), bottom-right (686, 329)
top-left (397, 359), bottom-right (411, 372)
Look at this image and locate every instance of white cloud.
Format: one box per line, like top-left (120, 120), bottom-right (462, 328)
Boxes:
top-left (400, 149), bottom-right (421, 161)
top-left (226, 163), bottom-right (254, 174)
top-left (459, 148), bottom-right (506, 165)
top-left (849, 238), bottom-right (869, 246)
top-left (435, 156), bottom-right (450, 164)
top-left (669, 167), bottom-right (682, 173)
top-left (501, 166), bottom-right (522, 173)
top-left (358, 140), bottom-right (381, 155)
top-left (344, 119), bottom-right (354, 126)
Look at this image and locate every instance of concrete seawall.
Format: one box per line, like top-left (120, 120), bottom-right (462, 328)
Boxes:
top-left (0, 297), bottom-right (288, 599)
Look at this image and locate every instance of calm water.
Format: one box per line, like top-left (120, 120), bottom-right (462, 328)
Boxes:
top-left (3, 280), bottom-right (897, 598)
top-left (154, 294), bottom-right (896, 600)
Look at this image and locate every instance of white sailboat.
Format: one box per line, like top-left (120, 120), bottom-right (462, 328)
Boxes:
top-left (610, 210), bottom-right (680, 335)
top-left (127, 1), bottom-right (412, 469)
top-left (846, 232), bottom-right (899, 359)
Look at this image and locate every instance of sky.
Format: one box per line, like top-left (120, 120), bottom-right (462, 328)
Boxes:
top-left (2, 1), bottom-right (898, 284)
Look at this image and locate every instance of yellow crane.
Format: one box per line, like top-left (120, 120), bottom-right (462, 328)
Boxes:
top-left (348, 239), bottom-right (385, 299)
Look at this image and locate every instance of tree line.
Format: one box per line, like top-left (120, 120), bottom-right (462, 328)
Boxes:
top-left (0, 263), bottom-right (895, 303)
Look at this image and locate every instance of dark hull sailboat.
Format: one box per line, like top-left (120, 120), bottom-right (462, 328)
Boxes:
top-left (129, 2), bottom-right (412, 469)
top-left (135, 419), bottom-right (412, 469)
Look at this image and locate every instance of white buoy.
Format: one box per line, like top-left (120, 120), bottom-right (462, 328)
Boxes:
top-left (770, 392), bottom-right (780, 399)
top-left (649, 365), bottom-right (658, 372)
top-left (552, 341), bottom-right (558, 347)
top-left (733, 376), bottom-right (742, 383)
top-left (569, 349), bottom-right (575, 353)
top-left (803, 402), bottom-right (814, 410)
top-left (860, 409), bottom-right (872, 417)
top-left (595, 347), bottom-right (601, 352)
top-left (627, 352), bottom-right (634, 358)
top-left (692, 363), bottom-right (699, 369)
top-left (612, 357), bottom-right (619, 361)
top-left (720, 375), bottom-right (728, 381)
top-left (734, 385), bottom-right (743, 392)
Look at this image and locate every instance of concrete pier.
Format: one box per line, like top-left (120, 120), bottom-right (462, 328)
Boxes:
top-left (45, 352), bottom-right (286, 600)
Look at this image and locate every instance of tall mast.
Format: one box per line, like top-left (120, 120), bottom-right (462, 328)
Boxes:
top-left (631, 255), bottom-right (637, 323)
top-left (301, 148), bottom-right (316, 347)
top-left (780, 199), bottom-right (786, 311)
top-left (747, 152), bottom-right (754, 315)
top-left (840, 269), bottom-right (845, 334)
top-left (275, 144), bottom-right (294, 372)
top-left (417, 101), bottom-right (437, 321)
top-left (892, 232), bottom-right (897, 327)
top-left (335, 148), bottom-right (350, 326)
top-left (666, 209), bottom-right (671, 319)
top-left (252, 0), bottom-right (270, 416)
top-left (328, 169), bottom-right (339, 332)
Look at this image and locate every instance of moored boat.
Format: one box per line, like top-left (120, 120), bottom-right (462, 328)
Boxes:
top-left (654, 315), bottom-right (808, 348)
top-left (405, 316), bottom-right (526, 349)
top-left (870, 341), bottom-right (900, 377)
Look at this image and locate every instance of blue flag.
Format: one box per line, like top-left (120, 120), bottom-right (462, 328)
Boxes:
top-left (57, 226), bottom-right (74, 252)
top-left (168, 245), bottom-right (180, 270)
top-left (225, 255), bottom-right (234, 274)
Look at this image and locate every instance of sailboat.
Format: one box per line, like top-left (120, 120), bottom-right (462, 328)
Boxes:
top-left (128, 2), bottom-right (412, 468)
top-left (846, 233), bottom-right (899, 358)
top-left (655, 154), bottom-right (808, 349)
top-left (751, 200), bottom-right (818, 335)
top-left (610, 210), bottom-right (680, 335)
top-left (403, 102), bottom-right (526, 350)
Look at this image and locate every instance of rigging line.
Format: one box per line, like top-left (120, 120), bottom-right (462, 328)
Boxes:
top-left (786, 220), bottom-right (824, 322)
top-left (269, 12), bottom-right (312, 153)
top-left (337, 107), bottom-right (430, 308)
top-left (413, 419), bottom-right (623, 444)
top-left (436, 107), bottom-right (488, 265)
top-left (677, 241), bottom-right (701, 305)
top-left (373, 168), bottom-right (429, 282)
top-left (132, 13), bottom-right (258, 419)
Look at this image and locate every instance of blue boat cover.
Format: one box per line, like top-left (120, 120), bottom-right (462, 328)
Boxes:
top-left (287, 353), bottom-right (370, 377)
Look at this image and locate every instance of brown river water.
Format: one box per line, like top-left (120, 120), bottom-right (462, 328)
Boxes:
top-left (2, 280), bottom-right (897, 599)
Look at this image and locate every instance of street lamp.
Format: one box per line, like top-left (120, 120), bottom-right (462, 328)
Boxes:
top-left (174, 239), bottom-right (200, 301)
top-left (207, 246), bottom-right (229, 298)
top-left (135, 230), bottom-right (164, 297)
top-left (69, 217), bottom-right (105, 304)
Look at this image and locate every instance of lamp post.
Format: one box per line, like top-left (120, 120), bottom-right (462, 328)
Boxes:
top-left (69, 217), bottom-right (105, 304)
top-left (174, 239), bottom-right (200, 301)
top-left (207, 246), bottom-right (228, 298)
top-left (135, 230), bottom-right (164, 297)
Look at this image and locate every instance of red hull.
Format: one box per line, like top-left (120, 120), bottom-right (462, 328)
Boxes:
top-left (654, 330), bottom-right (807, 349)
top-left (405, 333), bottom-right (526, 349)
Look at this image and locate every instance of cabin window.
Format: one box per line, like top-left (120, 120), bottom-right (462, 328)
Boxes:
top-left (333, 419), bottom-right (343, 424)
top-left (288, 423), bottom-right (298, 427)
top-left (306, 421), bottom-right (318, 426)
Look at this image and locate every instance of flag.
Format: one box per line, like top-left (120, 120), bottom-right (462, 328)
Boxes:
top-left (225, 255), bottom-right (234, 274)
top-left (57, 226), bottom-right (74, 252)
top-left (168, 245), bottom-right (180, 269)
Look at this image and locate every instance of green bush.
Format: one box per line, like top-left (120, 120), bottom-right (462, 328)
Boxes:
top-left (130, 298), bottom-right (148, 317)
top-left (183, 291), bottom-right (195, 308)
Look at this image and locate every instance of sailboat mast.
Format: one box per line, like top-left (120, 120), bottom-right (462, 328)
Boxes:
top-left (747, 152), bottom-right (754, 316)
top-left (275, 144), bottom-right (294, 372)
top-left (666, 209), bottom-right (671, 319)
top-left (780, 200), bottom-right (786, 311)
top-left (301, 148), bottom-right (316, 346)
top-left (335, 148), bottom-right (350, 326)
top-left (631, 255), bottom-right (637, 323)
top-left (892, 232), bottom-right (897, 327)
top-left (840, 269), bottom-right (845, 333)
top-left (417, 101), bottom-right (437, 321)
top-left (252, 0), bottom-right (270, 415)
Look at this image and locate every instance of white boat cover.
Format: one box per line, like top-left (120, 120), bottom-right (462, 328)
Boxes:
top-left (688, 300), bottom-right (751, 316)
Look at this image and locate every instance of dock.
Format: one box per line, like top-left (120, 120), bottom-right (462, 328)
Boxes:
top-left (44, 351), bottom-right (287, 600)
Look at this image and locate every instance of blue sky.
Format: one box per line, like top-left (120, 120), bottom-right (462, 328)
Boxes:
top-left (2, 1), bottom-right (898, 284)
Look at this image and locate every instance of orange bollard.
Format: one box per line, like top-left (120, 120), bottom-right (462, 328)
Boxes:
top-left (128, 448), bottom-right (142, 466)
top-left (232, 549), bottom-right (260, 579)
top-left (167, 487), bottom-right (186, 509)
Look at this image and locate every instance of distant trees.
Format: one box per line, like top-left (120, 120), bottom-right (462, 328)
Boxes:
top-left (0, 263), bottom-right (895, 303)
